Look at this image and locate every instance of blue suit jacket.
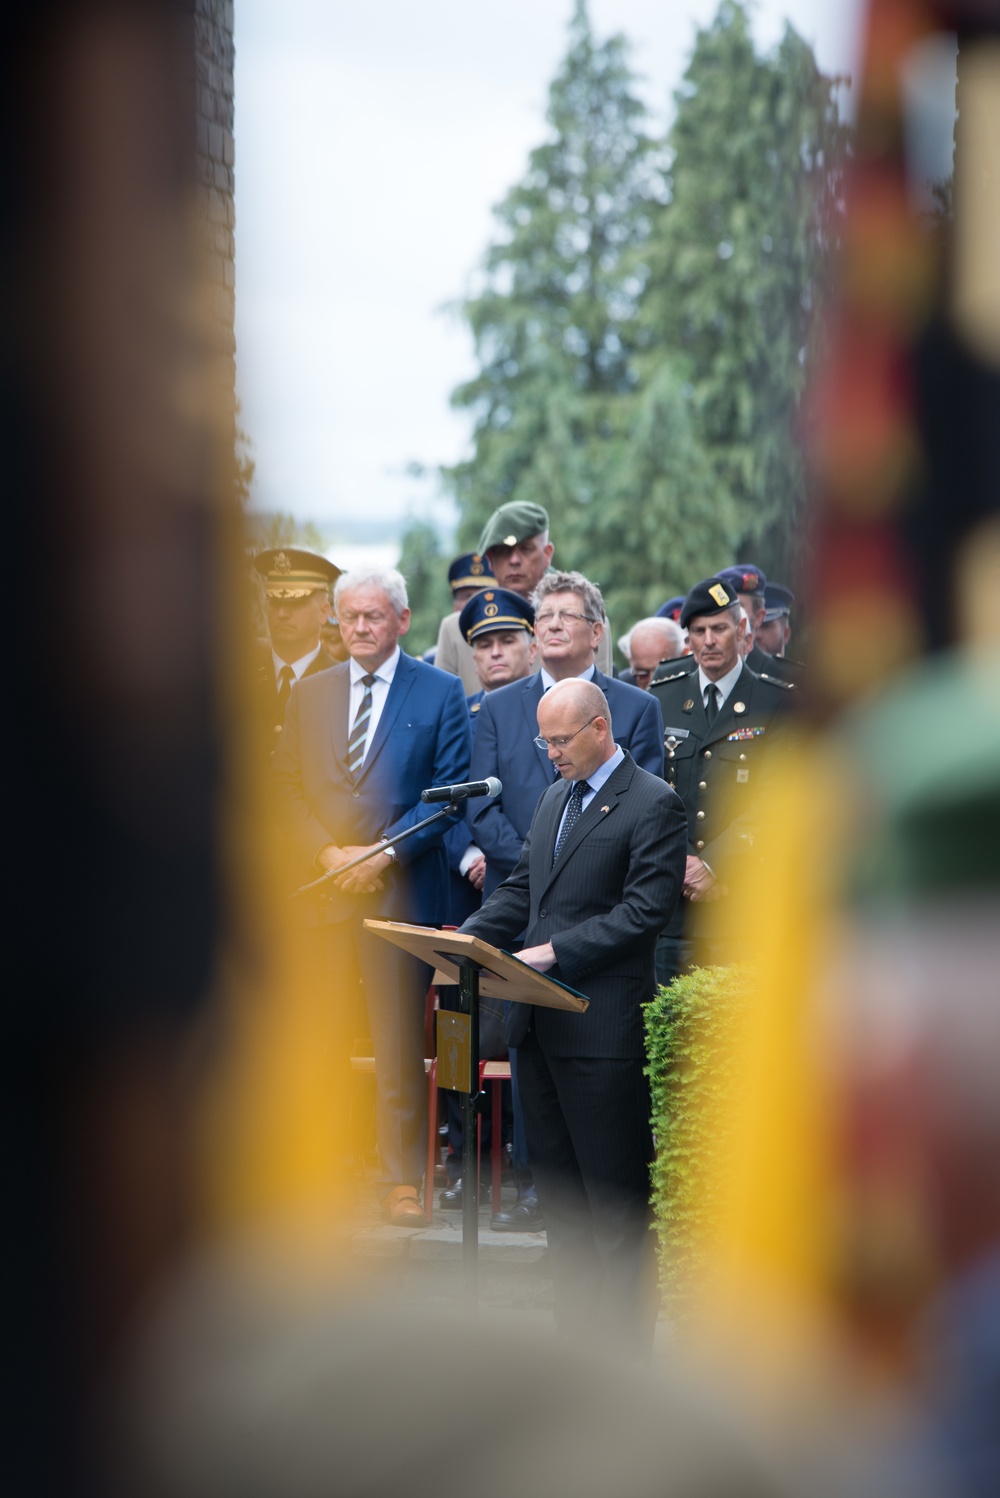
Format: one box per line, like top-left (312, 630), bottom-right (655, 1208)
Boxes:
top-left (273, 651), bottom-right (471, 924)
top-left (468, 668), bottom-right (665, 896)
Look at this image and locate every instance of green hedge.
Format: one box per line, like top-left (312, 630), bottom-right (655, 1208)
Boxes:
top-left (644, 964), bottom-right (754, 1317)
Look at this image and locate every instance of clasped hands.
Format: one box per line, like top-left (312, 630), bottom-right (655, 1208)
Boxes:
top-left (318, 842), bottom-right (394, 894)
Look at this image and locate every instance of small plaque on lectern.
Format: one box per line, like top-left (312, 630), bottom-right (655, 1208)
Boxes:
top-left (436, 1010), bottom-right (470, 1092)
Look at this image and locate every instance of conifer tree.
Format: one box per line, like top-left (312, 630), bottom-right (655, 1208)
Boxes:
top-left (643, 0), bottom-right (848, 578)
top-left (447, 0), bottom-right (662, 582)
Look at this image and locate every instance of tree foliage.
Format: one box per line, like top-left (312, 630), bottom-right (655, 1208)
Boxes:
top-left (447, 0), bottom-right (666, 599)
top-left (445, 0), bottom-right (847, 626)
top-left (641, 1), bottom-right (848, 577)
top-left (397, 519), bottom-right (452, 657)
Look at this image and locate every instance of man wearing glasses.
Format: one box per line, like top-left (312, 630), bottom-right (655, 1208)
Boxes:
top-left (460, 677), bottom-right (686, 1356)
top-left (469, 571), bottom-right (664, 900)
top-left (467, 571), bottom-right (664, 1231)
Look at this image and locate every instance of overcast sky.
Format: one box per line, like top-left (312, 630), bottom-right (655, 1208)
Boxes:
top-left (234, 0), bottom-right (864, 539)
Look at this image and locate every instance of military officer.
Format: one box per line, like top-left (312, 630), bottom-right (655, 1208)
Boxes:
top-left (650, 575), bottom-right (795, 968)
top-left (438, 587), bottom-right (538, 1210)
top-left (756, 581), bottom-right (796, 660)
top-left (460, 586), bottom-right (538, 716)
top-left (433, 550), bottom-right (497, 694)
top-left (716, 564), bottom-right (800, 688)
top-left (253, 547), bottom-right (341, 757)
top-left (447, 586), bottom-right (538, 920)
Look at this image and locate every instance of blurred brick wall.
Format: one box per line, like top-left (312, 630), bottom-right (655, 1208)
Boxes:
top-left (194, 0), bottom-right (235, 375)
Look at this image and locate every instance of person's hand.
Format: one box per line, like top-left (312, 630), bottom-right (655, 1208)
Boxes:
top-left (333, 844), bottom-right (390, 893)
top-left (683, 855), bottom-right (721, 902)
top-left (318, 844), bottom-right (349, 874)
top-left (466, 854), bottom-right (486, 891)
top-left (517, 942), bottom-right (556, 972)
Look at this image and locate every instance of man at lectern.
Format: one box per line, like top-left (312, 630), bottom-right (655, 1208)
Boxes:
top-left (459, 678), bottom-right (686, 1355)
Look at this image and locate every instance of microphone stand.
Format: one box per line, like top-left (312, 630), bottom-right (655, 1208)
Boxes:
top-left (288, 793), bottom-right (491, 1306)
top-left (289, 801), bottom-right (462, 899)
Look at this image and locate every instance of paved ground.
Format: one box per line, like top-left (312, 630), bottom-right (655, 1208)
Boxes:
top-left (350, 1174), bottom-right (554, 1315)
top-left (349, 1170), bottom-right (678, 1362)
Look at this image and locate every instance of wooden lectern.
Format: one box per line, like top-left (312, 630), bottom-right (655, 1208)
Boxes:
top-left (363, 920), bottom-right (588, 1308)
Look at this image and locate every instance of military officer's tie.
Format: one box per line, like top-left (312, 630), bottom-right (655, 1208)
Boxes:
top-left (276, 664), bottom-right (295, 713)
top-left (553, 779), bottom-right (589, 863)
top-left (346, 672), bottom-right (377, 777)
top-left (704, 683), bottom-right (719, 726)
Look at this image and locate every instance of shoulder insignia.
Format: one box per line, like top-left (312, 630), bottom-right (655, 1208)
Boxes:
top-left (656, 668), bottom-right (692, 684)
top-left (759, 672), bottom-right (796, 690)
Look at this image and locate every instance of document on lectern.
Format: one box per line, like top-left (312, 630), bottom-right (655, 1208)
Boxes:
top-left (362, 920), bottom-right (589, 1013)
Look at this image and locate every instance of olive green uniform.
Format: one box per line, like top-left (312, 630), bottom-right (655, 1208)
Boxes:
top-left (650, 661), bottom-right (795, 960)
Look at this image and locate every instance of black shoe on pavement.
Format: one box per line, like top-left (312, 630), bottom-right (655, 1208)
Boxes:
top-left (490, 1195), bottom-right (544, 1232)
top-left (439, 1178), bottom-right (490, 1211)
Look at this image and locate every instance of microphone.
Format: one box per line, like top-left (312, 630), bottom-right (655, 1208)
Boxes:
top-left (421, 777), bottom-right (502, 804)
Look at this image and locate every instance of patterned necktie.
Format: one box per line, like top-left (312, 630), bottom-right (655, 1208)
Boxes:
top-left (553, 779), bottom-right (590, 863)
top-left (347, 672), bottom-right (377, 777)
top-left (276, 664), bottom-right (295, 713)
top-left (704, 683), bottom-right (719, 726)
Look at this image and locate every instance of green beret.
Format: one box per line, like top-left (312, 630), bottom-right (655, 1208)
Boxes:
top-left (478, 501), bottom-right (550, 555)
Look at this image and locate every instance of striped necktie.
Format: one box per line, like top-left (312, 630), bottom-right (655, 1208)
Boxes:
top-left (553, 779), bottom-right (590, 863)
top-left (347, 673), bottom-right (377, 777)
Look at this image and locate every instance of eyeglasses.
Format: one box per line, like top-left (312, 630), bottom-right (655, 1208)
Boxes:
top-left (534, 609), bottom-right (597, 629)
top-left (533, 717), bottom-right (598, 751)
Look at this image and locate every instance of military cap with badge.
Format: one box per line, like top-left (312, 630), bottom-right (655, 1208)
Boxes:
top-left (477, 501), bottom-right (550, 555)
top-left (448, 551), bottom-right (494, 594)
top-left (253, 546), bottom-right (341, 597)
top-left (656, 595), bottom-right (686, 624)
top-left (458, 587), bottom-right (536, 645)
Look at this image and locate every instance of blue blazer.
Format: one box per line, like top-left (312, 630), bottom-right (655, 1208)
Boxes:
top-left (468, 669), bottom-right (665, 896)
top-left (273, 651), bottom-right (471, 925)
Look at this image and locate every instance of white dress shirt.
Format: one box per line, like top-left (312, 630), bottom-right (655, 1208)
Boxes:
top-left (347, 646), bottom-right (400, 765)
top-left (272, 643), bottom-right (323, 686)
top-left (697, 658), bottom-right (742, 715)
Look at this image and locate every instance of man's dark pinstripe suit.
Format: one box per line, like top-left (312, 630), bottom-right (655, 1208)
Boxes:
top-left (460, 751), bottom-right (686, 1352)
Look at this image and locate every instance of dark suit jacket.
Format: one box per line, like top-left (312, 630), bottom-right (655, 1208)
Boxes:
top-left (468, 668), bottom-right (665, 896)
top-left (461, 754), bottom-right (686, 1058)
top-left (273, 651), bottom-right (471, 925)
top-left (255, 643), bottom-right (334, 760)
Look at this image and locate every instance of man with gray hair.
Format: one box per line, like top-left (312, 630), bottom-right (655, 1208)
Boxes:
top-left (274, 567), bottom-right (471, 1226)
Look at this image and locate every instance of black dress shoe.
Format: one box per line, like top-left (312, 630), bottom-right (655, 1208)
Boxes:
top-left (439, 1179), bottom-right (490, 1211)
top-left (490, 1198), bottom-right (545, 1232)
top-left (439, 1181), bottom-right (463, 1210)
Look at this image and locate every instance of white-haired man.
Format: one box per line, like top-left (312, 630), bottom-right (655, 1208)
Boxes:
top-left (274, 567), bottom-right (471, 1225)
top-left (619, 616), bottom-right (686, 690)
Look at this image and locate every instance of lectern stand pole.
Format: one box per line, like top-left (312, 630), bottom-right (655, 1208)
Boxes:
top-left (458, 956), bottom-right (482, 1312)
